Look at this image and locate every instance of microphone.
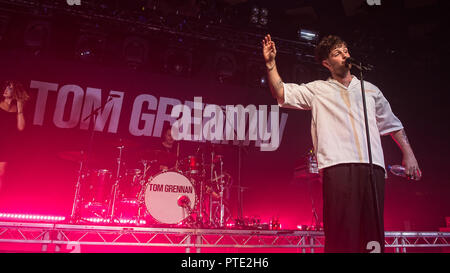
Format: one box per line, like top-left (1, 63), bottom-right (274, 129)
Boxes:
top-left (106, 94), bottom-right (121, 102)
top-left (177, 195), bottom-right (191, 208)
top-left (345, 57), bottom-right (374, 71)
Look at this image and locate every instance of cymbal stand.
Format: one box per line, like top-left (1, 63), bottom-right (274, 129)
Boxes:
top-left (140, 159), bottom-right (151, 178)
top-left (108, 144), bottom-right (124, 223)
top-left (70, 96), bottom-right (114, 223)
top-left (217, 156), bottom-right (225, 227)
top-left (136, 159), bottom-right (152, 225)
top-left (175, 142), bottom-right (180, 170)
top-left (69, 155), bottom-right (85, 223)
top-left (310, 195), bottom-right (320, 230)
top-left (196, 152), bottom-right (206, 227)
top-left (208, 149), bottom-right (215, 225)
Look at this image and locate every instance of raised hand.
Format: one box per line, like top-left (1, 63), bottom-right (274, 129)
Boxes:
top-left (262, 34), bottom-right (277, 67)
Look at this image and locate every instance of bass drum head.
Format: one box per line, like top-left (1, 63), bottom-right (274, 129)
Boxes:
top-left (144, 171), bottom-right (196, 224)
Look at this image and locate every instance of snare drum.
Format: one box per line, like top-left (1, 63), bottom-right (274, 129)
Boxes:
top-left (143, 171), bottom-right (196, 224)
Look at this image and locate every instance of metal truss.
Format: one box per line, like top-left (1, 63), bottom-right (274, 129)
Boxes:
top-left (1, 221), bottom-right (449, 253)
top-left (385, 231), bottom-right (450, 253)
top-left (0, 0), bottom-right (318, 62)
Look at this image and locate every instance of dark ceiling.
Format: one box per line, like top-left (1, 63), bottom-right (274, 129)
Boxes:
top-left (1, 0), bottom-right (446, 63)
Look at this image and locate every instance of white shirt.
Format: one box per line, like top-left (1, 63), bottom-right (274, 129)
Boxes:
top-left (279, 75), bottom-right (403, 171)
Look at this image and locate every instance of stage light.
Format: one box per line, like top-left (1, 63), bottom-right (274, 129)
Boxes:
top-left (214, 52), bottom-right (237, 84)
top-left (0, 14), bottom-right (10, 43)
top-left (298, 29), bottom-right (319, 43)
top-left (250, 6), bottom-right (259, 24)
top-left (163, 48), bottom-right (193, 76)
top-left (84, 217), bottom-right (110, 224)
top-left (123, 36), bottom-right (149, 69)
top-left (0, 213), bottom-right (65, 222)
top-left (23, 20), bottom-right (50, 55)
top-left (246, 59), bottom-right (267, 88)
top-left (259, 8), bottom-right (269, 26)
top-left (250, 6), bottom-right (269, 27)
top-left (75, 30), bottom-right (106, 62)
top-left (260, 75), bottom-right (267, 86)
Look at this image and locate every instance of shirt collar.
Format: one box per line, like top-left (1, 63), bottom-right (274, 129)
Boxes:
top-left (327, 75), bottom-right (359, 90)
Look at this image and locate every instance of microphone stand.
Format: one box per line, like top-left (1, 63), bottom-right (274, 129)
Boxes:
top-left (69, 96), bottom-right (114, 223)
top-left (352, 60), bottom-right (384, 252)
top-left (219, 106), bottom-right (249, 223)
top-left (83, 96), bottom-right (115, 170)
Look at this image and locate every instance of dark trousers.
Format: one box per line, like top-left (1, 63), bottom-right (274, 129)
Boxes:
top-left (322, 163), bottom-right (385, 253)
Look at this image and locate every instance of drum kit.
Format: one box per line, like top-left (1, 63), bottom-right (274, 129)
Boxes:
top-left (63, 139), bottom-right (233, 228)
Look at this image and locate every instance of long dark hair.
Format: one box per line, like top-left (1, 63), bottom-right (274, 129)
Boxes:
top-left (2, 80), bottom-right (30, 102)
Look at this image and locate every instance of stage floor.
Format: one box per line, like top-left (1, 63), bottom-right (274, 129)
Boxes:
top-left (1, 220), bottom-right (449, 253)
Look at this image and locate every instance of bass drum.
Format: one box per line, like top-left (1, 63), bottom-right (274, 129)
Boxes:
top-left (144, 171), bottom-right (196, 224)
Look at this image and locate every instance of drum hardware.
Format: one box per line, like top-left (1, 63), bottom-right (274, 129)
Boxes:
top-left (85, 169), bottom-right (113, 205)
top-left (68, 96), bottom-right (115, 223)
top-left (61, 150), bottom-right (111, 223)
top-left (197, 152), bottom-right (205, 227)
top-left (209, 170), bottom-right (232, 227)
top-left (68, 150), bottom-right (86, 223)
top-left (220, 114), bottom-right (247, 222)
top-left (208, 150), bottom-right (215, 225)
top-left (107, 144), bottom-right (125, 223)
top-left (177, 195), bottom-right (193, 221)
top-left (218, 173), bottom-right (225, 227)
top-left (208, 152), bottom-right (226, 227)
top-left (119, 169), bottom-right (143, 200)
top-left (140, 159), bottom-right (156, 179)
top-left (175, 142), bottom-right (180, 170)
top-left (66, 136), bottom-right (234, 227)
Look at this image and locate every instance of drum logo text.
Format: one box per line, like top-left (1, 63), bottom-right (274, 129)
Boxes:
top-left (150, 183), bottom-right (193, 194)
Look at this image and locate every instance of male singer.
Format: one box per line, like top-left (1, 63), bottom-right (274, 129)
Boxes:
top-left (262, 34), bottom-right (421, 252)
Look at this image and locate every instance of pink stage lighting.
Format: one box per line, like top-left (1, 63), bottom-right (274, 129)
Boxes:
top-left (0, 213), bottom-right (66, 222)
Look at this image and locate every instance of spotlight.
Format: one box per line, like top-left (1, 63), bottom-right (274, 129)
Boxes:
top-left (123, 36), bottom-right (149, 69)
top-left (163, 48), bottom-right (193, 76)
top-left (246, 59), bottom-right (267, 88)
top-left (250, 6), bottom-right (269, 27)
top-left (260, 75), bottom-right (267, 85)
top-left (214, 52), bottom-right (237, 84)
top-left (298, 29), bottom-right (319, 43)
top-left (250, 6), bottom-right (259, 24)
top-left (75, 32), bottom-right (106, 62)
top-left (23, 20), bottom-right (50, 55)
top-left (259, 8), bottom-right (269, 26)
top-left (0, 15), bottom-right (10, 43)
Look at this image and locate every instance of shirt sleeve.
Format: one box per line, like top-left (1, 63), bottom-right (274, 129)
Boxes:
top-left (278, 82), bottom-right (317, 110)
top-left (375, 89), bottom-right (404, 135)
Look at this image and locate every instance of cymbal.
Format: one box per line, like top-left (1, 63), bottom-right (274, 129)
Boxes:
top-left (140, 149), bottom-right (176, 162)
top-left (58, 150), bottom-right (87, 162)
top-left (203, 143), bottom-right (224, 154)
top-left (106, 137), bottom-right (139, 148)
